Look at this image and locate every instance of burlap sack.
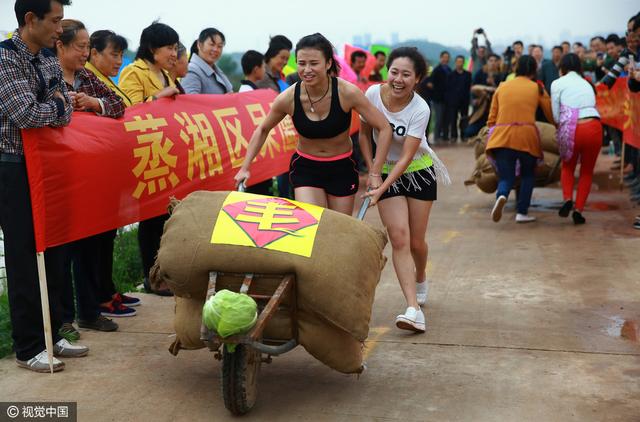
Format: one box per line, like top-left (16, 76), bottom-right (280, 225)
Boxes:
top-left (536, 122), bottom-right (559, 155)
top-left (172, 297), bottom-right (364, 374)
top-left (476, 170), bottom-right (498, 193)
top-left (467, 123), bottom-right (559, 192)
top-left (296, 309), bottom-right (364, 374)
top-left (470, 126), bottom-right (489, 159)
top-left (465, 153), bottom-right (498, 193)
top-left (154, 190), bottom-right (387, 344)
top-left (535, 152), bottom-right (561, 184)
top-left (173, 296), bottom-right (206, 350)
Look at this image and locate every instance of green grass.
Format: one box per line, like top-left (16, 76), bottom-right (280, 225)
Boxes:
top-left (0, 291), bottom-right (12, 359)
top-left (0, 226), bottom-right (145, 359)
top-left (112, 226), bottom-right (144, 294)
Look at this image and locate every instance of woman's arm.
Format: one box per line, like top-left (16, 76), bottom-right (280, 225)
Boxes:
top-left (550, 80), bottom-right (561, 124)
top-left (348, 85), bottom-right (393, 184)
top-left (77, 71), bottom-right (126, 118)
top-left (358, 118), bottom-right (379, 190)
top-left (151, 86), bottom-right (180, 101)
top-left (234, 90), bottom-right (290, 186)
top-left (358, 119), bottom-right (375, 172)
top-left (118, 69), bottom-right (145, 105)
top-left (487, 88), bottom-right (499, 127)
top-left (180, 70), bottom-right (202, 94)
top-left (365, 136), bottom-right (421, 205)
top-left (539, 88), bottom-right (555, 125)
top-left (364, 101), bottom-right (430, 204)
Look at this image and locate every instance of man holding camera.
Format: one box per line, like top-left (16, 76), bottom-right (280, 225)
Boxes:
top-left (471, 28), bottom-right (493, 76)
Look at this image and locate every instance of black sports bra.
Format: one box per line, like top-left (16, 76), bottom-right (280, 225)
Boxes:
top-left (292, 77), bottom-right (352, 139)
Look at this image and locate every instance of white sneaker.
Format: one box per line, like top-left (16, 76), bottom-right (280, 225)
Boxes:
top-left (53, 338), bottom-right (89, 358)
top-left (16, 350), bottom-right (65, 373)
top-left (515, 213), bottom-right (536, 223)
top-left (395, 307), bottom-right (426, 333)
top-left (491, 195), bottom-right (507, 222)
top-left (416, 281), bottom-right (429, 306)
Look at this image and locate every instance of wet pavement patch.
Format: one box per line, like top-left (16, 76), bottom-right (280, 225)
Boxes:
top-left (621, 320), bottom-right (639, 342)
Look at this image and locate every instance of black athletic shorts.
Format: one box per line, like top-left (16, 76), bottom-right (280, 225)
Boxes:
top-left (379, 168), bottom-right (437, 201)
top-left (289, 150), bottom-right (359, 197)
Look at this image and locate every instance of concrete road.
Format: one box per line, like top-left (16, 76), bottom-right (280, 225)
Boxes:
top-left (1, 145), bottom-right (638, 422)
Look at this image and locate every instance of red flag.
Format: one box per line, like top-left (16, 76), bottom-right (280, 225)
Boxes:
top-left (22, 90), bottom-right (298, 251)
top-left (596, 77), bottom-right (628, 130)
top-left (343, 44), bottom-right (378, 90)
top-left (623, 88), bottom-right (640, 149)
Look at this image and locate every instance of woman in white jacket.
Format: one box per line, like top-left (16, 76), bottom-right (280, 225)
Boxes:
top-left (551, 53), bottom-right (602, 225)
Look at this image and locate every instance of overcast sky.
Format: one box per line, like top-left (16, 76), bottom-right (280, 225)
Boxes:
top-left (1, 0), bottom-right (638, 53)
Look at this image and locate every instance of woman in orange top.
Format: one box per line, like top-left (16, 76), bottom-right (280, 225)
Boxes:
top-left (486, 55), bottom-right (554, 223)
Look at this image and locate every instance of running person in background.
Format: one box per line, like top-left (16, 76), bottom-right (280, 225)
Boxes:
top-left (234, 33), bottom-right (393, 214)
top-left (360, 47), bottom-right (450, 333)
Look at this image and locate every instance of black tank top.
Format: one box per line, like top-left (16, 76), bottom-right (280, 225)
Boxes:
top-left (292, 77), bottom-right (352, 139)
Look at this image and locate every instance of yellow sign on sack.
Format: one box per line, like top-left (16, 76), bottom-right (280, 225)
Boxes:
top-left (211, 191), bottom-right (325, 257)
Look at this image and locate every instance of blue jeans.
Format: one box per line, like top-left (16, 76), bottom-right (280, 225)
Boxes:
top-left (464, 120), bottom-right (486, 139)
top-left (432, 101), bottom-right (448, 140)
top-left (493, 148), bottom-right (537, 215)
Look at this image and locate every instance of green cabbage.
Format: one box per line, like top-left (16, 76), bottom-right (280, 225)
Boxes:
top-left (202, 290), bottom-right (258, 338)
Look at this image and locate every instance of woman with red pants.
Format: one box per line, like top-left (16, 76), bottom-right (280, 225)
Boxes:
top-left (551, 53), bottom-right (602, 224)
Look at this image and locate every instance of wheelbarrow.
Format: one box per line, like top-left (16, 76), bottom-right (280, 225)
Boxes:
top-left (200, 192), bottom-right (372, 415)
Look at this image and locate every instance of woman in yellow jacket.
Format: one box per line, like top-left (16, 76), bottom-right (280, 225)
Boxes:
top-left (119, 22), bottom-right (180, 104)
top-left (487, 55), bottom-right (554, 224)
top-left (118, 22), bottom-right (181, 296)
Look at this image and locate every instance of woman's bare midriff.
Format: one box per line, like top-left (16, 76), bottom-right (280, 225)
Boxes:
top-left (577, 117), bottom-right (599, 124)
top-left (296, 131), bottom-right (353, 157)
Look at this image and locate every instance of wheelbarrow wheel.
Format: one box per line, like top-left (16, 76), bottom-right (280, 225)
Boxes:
top-left (221, 344), bottom-right (261, 415)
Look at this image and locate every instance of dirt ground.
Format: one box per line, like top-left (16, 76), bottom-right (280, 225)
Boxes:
top-left (1, 144), bottom-right (638, 422)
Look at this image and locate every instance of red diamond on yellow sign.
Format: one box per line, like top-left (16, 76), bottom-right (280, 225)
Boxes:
top-left (222, 197), bottom-right (319, 248)
top-left (212, 192), bottom-right (325, 257)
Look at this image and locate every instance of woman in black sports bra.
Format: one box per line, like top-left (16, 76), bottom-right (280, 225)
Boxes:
top-left (234, 33), bottom-right (393, 215)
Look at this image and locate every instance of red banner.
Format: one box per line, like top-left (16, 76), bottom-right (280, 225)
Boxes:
top-left (596, 77), bottom-right (640, 148)
top-left (596, 77), bottom-right (627, 129)
top-left (623, 86), bottom-right (640, 149)
top-left (23, 90), bottom-right (298, 251)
